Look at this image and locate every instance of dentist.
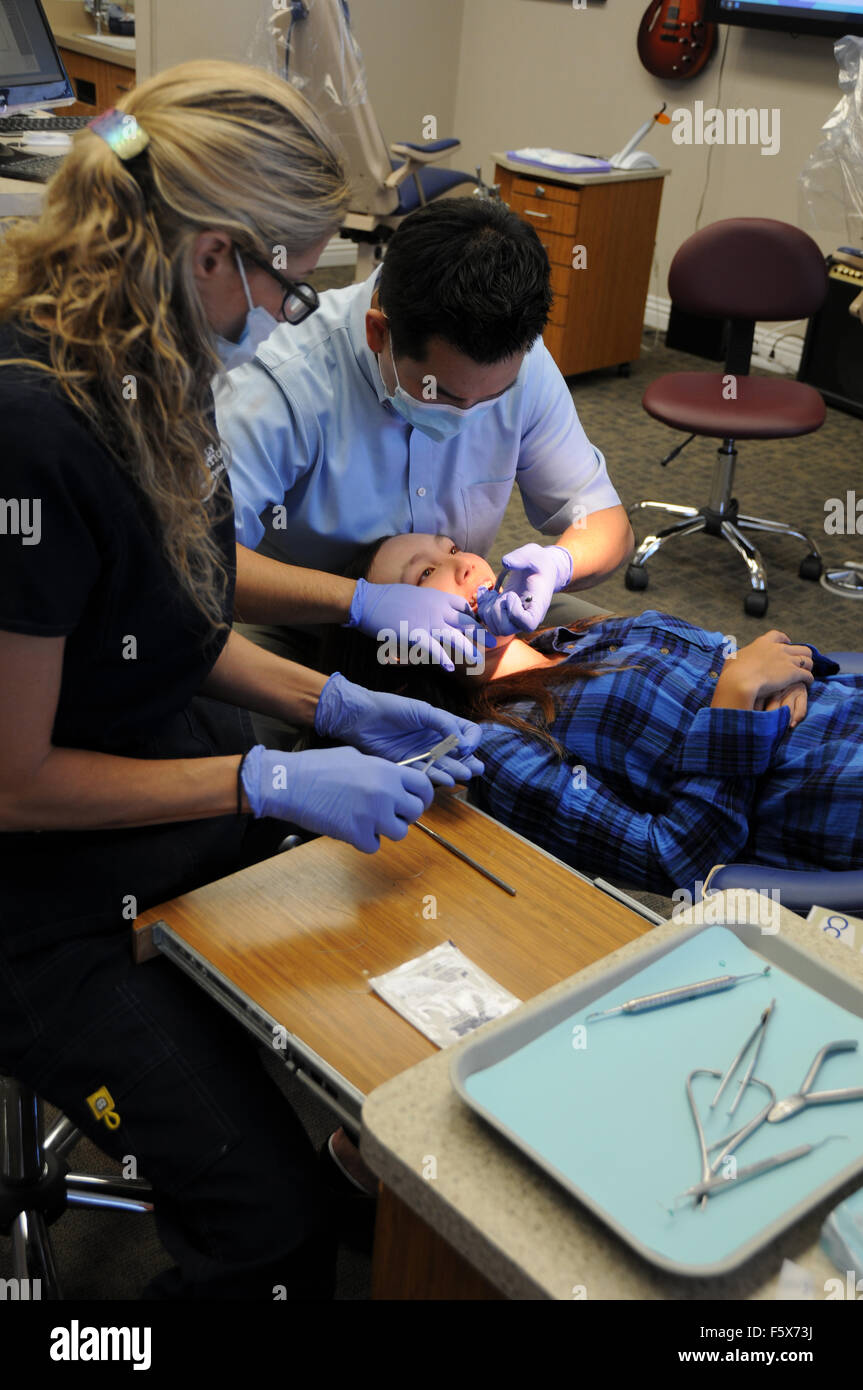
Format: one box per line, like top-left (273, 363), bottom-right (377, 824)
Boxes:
top-left (0, 60), bottom-right (480, 1301)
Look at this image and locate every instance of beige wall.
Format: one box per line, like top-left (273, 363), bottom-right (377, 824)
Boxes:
top-left (347, 0), bottom-right (465, 145)
top-left (453, 0), bottom-right (846, 286)
top-left (131, 0), bottom-right (849, 285)
top-left (135, 0), bottom-right (465, 149)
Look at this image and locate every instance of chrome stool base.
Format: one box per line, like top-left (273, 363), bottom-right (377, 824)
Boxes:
top-left (627, 439), bottom-right (822, 616)
top-left (1, 1076), bottom-right (154, 1299)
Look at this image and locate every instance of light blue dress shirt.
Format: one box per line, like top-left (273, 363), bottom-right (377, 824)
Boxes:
top-left (214, 269), bottom-right (621, 573)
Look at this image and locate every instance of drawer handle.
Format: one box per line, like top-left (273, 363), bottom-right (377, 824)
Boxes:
top-left (115, 83), bottom-right (133, 92)
top-left (524, 209), bottom-right (551, 219)
top-left (534, 185), bottom-right (546, 198)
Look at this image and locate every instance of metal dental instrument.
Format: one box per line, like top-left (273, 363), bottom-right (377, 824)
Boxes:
top-left (399, 736), bottom-right (517, 895)
top-left (706, 1077), bottom-right (776, 1175)
top-left (398, 733), bottom-right (459, 768)
top-left (673, 1137), bottom-right (844, 1207)
top-left (413, 821), bottom-right (517, 897)
top-left (767, 1040), bottom-right (863, 1122)
top-left (492, 568), bottom-right (533, 605)
top-left (709, 999), bottom-right (776, 1115)
top-left (585, 967), bottom-right (770, 1023)
top-left (686, 1069), bottom-right (775, 1211)
top-left (686, 1068), bottom-right (721, 1212)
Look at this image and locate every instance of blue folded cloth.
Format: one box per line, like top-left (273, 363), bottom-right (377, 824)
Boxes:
top-left (805, 645), bottom-right (841, 678)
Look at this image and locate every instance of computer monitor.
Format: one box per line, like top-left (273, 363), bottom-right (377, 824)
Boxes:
top-left (706, 0), bottom-right (863, 39)
top-left (0, 0), bottom-right (74, 113)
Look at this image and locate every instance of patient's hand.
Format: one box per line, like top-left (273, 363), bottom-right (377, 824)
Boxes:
top-left (712, 630), bottom-right (814, 712)
top-left (757, 680), bottom-right (808, 728)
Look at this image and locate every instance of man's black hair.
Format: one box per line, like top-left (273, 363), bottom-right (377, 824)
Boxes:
top-left (377, 197), bottom-right (552, 365)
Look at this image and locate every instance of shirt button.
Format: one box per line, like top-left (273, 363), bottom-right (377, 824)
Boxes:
top-left (659, 647), bottom-right (669, 655)
top-left (709, 669), bottom-right (719, 679)
top-left (608, 644), bottom-right (618, 651)
top-left (416, 487), bottom-right (426, 497)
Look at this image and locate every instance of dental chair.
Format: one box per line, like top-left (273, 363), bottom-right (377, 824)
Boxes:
top-left (269, 0), bottom-right (483, 281)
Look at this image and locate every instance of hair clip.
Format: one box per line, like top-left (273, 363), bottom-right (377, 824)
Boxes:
top-left (88, 108), bottom-right (149, 161)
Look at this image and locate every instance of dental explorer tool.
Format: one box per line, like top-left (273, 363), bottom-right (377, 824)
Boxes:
top-left (413, 822), bottom-right (517, 897)
top-left (585, 967), bottom-right (771, 1023)
top-left (673, 1137), bottom-right (844, 1208)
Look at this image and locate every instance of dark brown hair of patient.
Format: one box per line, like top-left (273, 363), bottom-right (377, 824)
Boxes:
top-left (320, 537), bottom-right (620, 760)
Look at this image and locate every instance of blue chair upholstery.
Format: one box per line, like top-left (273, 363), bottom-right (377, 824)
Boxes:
top-left (392, 159), bottom-right (478, 214)
top-left (702, 650), bottom-right (863, 914)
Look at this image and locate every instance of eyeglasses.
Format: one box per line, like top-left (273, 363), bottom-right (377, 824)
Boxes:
top-left (241, 249), bottom-right (320, 325)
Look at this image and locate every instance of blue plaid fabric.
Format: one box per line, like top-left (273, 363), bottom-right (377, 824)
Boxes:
top-left (473, 610), bottom-right (863, 897)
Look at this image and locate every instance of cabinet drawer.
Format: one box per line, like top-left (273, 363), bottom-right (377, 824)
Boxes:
top-left (548, 262), bottom-right (571, 298)
top-left (535, 229), bottom-right (579, 268)
top-left (510, 174), bottom-right (580, 208)
top-left (510, 191), bottom-right (578, 237)
top-left (548, 293), bottom-right (568, 327)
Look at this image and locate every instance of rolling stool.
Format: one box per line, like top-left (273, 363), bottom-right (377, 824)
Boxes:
top-left (627, 218), bottom-right (828, 616)
top-left (0, 1076), bottom-right (153, 1299)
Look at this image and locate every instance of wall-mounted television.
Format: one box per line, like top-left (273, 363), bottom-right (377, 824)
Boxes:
top-left (705, 1), bottom-right (863, 38)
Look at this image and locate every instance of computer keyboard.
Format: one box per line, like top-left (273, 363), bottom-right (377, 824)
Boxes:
top-left (0, 152), bottom-right (66, 183)
top-left (0, 114), bottom-right (90, 131)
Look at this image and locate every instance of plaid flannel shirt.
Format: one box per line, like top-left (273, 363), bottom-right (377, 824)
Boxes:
top-left (473, 611), bottom-right (862, 896)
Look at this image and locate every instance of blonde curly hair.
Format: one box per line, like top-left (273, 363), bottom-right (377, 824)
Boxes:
top-left (0, 59), bottom-right (349, 627)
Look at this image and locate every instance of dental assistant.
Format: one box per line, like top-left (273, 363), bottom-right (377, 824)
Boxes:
top-left (215, 196), bottom-right (634, 664)
top-left (0, 61), bottom-right (480, 1301)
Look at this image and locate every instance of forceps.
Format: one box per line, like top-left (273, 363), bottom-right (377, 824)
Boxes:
top-left (767, 1040), bottom-right (863, 1122)
top-left (710, 999), bottom-right (776, 1117)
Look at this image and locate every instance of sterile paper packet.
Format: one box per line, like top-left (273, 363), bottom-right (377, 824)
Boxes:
top-left (369, 941), bottom-right (521, 1048)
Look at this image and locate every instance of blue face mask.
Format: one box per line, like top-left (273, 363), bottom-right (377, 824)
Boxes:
top-left (216, 251), bottom-right (279, 371)
top-left (378, 341), bottom-right (501, 443)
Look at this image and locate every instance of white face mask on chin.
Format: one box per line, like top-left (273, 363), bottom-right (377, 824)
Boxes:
top-left (216, 250), bottom-right (279, 371)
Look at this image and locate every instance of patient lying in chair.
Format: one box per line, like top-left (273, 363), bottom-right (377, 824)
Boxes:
top-left (322, 533), bottom-right (860, 897)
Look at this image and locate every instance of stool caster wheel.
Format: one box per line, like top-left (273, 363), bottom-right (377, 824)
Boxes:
top-left (744, 591), bottom-right (768, 617)
top-left (625, 565), bottom-right (649, 592)
top-left (799, 554), bottom-right (822, 581)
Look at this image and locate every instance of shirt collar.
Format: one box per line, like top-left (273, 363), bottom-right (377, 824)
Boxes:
top-left (347, 265), bottom-right (390, 404)
top-left (530, 625), bottom-right (590, 655)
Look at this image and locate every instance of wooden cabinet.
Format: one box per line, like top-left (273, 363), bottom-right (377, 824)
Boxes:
top-left (58, 47), bottom-right (135, 117)
top-left (494, 160), bottom-right (666, 377)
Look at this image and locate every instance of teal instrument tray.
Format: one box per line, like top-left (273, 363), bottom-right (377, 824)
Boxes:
top-left (450, 923), bottom-right (863, 1277)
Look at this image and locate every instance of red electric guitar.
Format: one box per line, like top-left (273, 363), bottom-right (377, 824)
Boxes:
top-left (637, 0), bottom-right (717, 80)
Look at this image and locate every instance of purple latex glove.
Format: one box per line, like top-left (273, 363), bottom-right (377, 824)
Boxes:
top-left (240, 745), bottom-right (434, 853)
top-left (474, 543), bottom-right (573, 635)
top-left (315, 672), bottom-right (484, 787)
top-left (345, 577), bottom-right (494, 673)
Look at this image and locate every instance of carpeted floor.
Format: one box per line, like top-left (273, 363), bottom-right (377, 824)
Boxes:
top-left (4, 273), bottom-right (861, 1301)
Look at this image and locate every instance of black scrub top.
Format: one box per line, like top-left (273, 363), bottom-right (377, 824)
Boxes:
top-left (0, 323), bottom-right (253, 958)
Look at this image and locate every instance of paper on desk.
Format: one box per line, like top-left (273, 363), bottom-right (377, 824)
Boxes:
top-left (369, 941), bottom-right (521, 1048)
